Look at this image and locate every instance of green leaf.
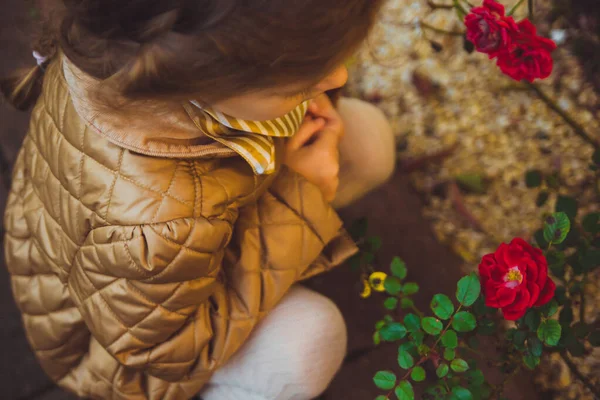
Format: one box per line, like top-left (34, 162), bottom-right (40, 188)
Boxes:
top-left (525, 170), bottom-right (543, 188)
top-left (559, 306), bottom-right (573, 327)
top-left (555, 286), bottom-right (567, 304)
top-left (589, 331), bottom-right (600, 346)
top-left (572, 322), bottom-right (590, 339)
top-left (442, 330), bottom-right (458, 349)
top-left (436, 364), bottom-right (449, 378)
top-left (536, 191), bottom-right (550, 207)
top-left (477, 318), bottom-right (495, 336)
top-left (528, 337), bottom-right (543, 357)
top-left (402, 282), bottom-right (420, 295)
top-left (400, 298), bottom-right (414, 309)
top-left (456, 173), bottom-right (486, 194)
top-left (395, 381), bottom-right (415, 400)
top-left (384, 315), bottom-right (394, 323)
top-left (451, 358), bottom-right (469, 373)
top-left (465, 369), bottom-right (485, 386)
top-left (422, 317), bottom-right (443, 335)
top-left (456, 273), bottom-right (481, 307)
top-left (411, 366), bottom-right (426, 382)
top-left (538, 320), bottom-right (562, 346)
top-left (385, 297), bottom-right (399, 310)
top-left (375, 396), bottom-right (387, 400)
top-left (555, 195), bottom-right (578, 221)
top-left (367, 236), bottom-right (382, 251)
top-left (444, 348), bottom-right (456, 361)
top-left (524, 309), bottom-right (542, 331)
top-left (431, 294), bottom-right (455, 320)
top-left (534, 229), bottom-right (549, 248)
top-left (410, 331), bottom-right (425, 346)
top-left (540, 299), bottom-right (559, 318)
top-left (384, 276), bottom-right (403, 295)
top-left (375, 320), bottom-right (386, 330)
top-left (450, 386), bottom-right (473, 400)
top-left (582, 212), bottom-right (600, 234)
top-left (397, 350), bottom-right (414, 370)
top-left (374, 370), bottom-right (396, 390)
top-left (403, 314), bottom-right (421, 333)
top-left (546, 251), bottom-right (566, 277)
top-left (523, 353), bottom-right (540, 369)
top-left (391, 257), bottom-right (407, 279)
top-left (380, 323), bottom-right (408, 341)
top-left (543, 212), bottom-right (571, 245)
top-left (373, 331), bottom-right (381, 345)
top-left (452, 312), bottom-right (477, 332)
top-left (513, 330), bottom-right (527, 350)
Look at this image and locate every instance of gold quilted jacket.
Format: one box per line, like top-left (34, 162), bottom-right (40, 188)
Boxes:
top-left (4, 60), bottom-right (357, 399)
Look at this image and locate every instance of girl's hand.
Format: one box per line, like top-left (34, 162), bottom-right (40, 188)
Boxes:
top-left (283, 95), bottom-right (344, 202)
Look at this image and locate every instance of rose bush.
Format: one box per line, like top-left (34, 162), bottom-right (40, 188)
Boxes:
top-left (479, 238), bottom-right (556, 320)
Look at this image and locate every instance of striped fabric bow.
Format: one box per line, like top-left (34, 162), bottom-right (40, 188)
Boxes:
top-left (188, 100), bottom-right (309, 175)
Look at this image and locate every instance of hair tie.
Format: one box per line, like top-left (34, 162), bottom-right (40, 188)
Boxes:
top-left (32, 51), bottom-right (49, 70)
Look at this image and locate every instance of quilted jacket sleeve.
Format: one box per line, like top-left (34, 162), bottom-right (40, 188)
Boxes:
top-left (68, 216), bottom-right (232, 383)
top-left (67, 166), bottom-right (357, 385)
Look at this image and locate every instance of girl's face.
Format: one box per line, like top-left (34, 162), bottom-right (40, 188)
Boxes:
top-left (211, 65), bottom-right (348, 121)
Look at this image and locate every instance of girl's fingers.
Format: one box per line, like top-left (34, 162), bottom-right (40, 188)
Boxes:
top-left (287, 117), bottom-right (325, 150)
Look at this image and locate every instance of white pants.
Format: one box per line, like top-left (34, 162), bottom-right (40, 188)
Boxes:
top-left (200, 286), bottom-right (347, 400)
top-left (201, 98), bottom-right (395, 400)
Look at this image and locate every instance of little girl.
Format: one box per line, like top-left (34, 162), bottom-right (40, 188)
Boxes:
top-left (2, 1), bottom-right (395, 399)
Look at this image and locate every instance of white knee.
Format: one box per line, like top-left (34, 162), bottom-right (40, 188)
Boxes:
top-left (274, 287), bottom-right (347, 399)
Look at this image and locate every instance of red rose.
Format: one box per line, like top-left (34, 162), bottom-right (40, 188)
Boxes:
top-left (465, 0), bottom-right (518, 56)
top-left (479, 238), bottom-right (556, 320)
top-left (496, 20), bottom-right (557, 82)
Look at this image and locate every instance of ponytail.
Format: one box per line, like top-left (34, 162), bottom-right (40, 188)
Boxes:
top-left (1, 20), bottom-right (56, 111)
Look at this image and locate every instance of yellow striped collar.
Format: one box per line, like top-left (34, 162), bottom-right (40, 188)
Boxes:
top-left (189, 100), bottom-right (309, 174)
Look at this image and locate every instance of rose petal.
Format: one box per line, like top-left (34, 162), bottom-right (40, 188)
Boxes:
top-left (494, 286), bottom-right (518, 307)
top-left (534, 277), bottom-right (556, 307)
top-left (483, 0), bottom-right (505, 15)
top-left (502, 306), bottom-right (527, 321)
top-left (527, 281), bottom-right (540, 307)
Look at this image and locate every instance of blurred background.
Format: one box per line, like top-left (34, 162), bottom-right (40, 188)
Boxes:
top-left (0, 0), bottom-right (598, 399)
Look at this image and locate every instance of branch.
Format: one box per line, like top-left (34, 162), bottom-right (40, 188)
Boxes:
top-left (421, 21), bottom-right (465, 37)
top-left (527, 82), bottom-right (600, 149)
top-left (528, 0), bottom-right (534, 20)
top-left (560, 352), bottom-right (600, 398)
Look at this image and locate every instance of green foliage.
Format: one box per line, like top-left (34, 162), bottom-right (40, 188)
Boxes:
top-left (422, 317), bottom-right (444, 335)
top-left (444, 348), bottom-right (456, 361)
top-left (402, 282), bottom-right (420, 295)
top-left (398, 349), bottom-right (415, 370)
top-left (403, 314), bottom-right (421, 333)
top-left (450, 386), bottom-right (473, 400)
top-left (451, 358), bottom-right (470, 373)
top-left (385, 297), bottom-right (399, 310)
top-left (374, 370), bottom-right (396, 390)
top-left (391, 257), bottom-right (408, 279)
top-left (456, 273), bottom-right (481, 307)
top-left (411, 366), bottom-right (426, 382)
top-left (452, 312), bottom-right (477, 332)
top-left (381, 323), bottom-right (408, 342)
top-left (431, 294), bottom-right (455, 320)
top-left (555, 195), bottom-right (578, 221)
top-left (525, 170), bottom-right (543, 188)
top-left (441, 330), bottom-right (458, 349)
top-left (436, 364), bottom-right (449, 378)
top-left (384, 276), bottom-right (403, 295)
top-left (538, 320), bottom-right (562, 346)
top-left (395, 381), bottom-right (415, 400)
top-left (543, 212), bottom-right (571, 244)
top-left (523, 353), bottom-right (541, 369)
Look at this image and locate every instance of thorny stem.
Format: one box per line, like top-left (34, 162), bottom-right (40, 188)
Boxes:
top-left (580, 273), bottom-right (587, 323)
top-left (507, 0), bottom-right (526, 17)
top-left (527, 82), bottom-right (600, 149)
top-left (528, 0), bottom-right (534, 20)
top-left (560, 352), bottom-right (600, 398)
top-left (420, 21), bottom-right (465, 36)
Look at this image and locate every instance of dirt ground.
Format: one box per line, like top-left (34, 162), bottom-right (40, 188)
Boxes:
top-left (0, 1), bottom-right (543, 399)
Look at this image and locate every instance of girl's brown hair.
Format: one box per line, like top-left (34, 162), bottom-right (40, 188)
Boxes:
top-left (2, 0), bottom-right (384, 111)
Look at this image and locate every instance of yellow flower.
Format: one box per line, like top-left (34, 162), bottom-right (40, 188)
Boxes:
top-left (359, 279), bottom-right (372, 299)
top-left (369, 271), bottom-right (388, 292)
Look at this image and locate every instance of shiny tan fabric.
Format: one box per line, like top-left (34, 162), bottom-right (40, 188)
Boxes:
top-left (4, 61), bottom-right (357, 400)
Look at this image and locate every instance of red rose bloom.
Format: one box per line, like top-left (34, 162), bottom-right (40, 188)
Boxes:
top-left (495, 19), bottom-right (557, 82)
top-left (479, 238), bottom-right (556, 320)
top-left (465, 0), bottom-right (518, 56)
